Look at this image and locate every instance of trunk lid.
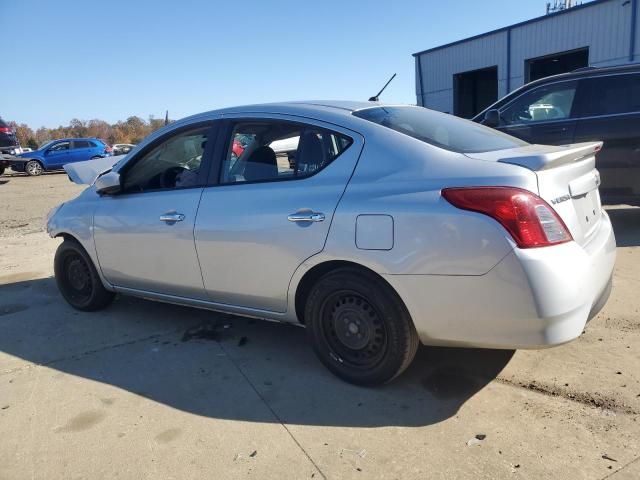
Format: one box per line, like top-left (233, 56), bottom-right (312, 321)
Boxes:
top-left (466, 142), bottom-right (604, 246)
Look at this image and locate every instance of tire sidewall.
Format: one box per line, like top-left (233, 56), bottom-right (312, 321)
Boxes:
top-left (305, 269), bottom-right (416, 385)
top-left (25, 160), bottom-right (43, 176)
top-left (54, 240), bottom-right (111, 311)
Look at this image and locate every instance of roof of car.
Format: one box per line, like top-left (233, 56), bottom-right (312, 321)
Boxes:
top-left (514, 62), bottom-right (640, 89)
top-left (51, 137), bottom-right (102, 141)
top-left (174, 101), bottom-right (415, 128)
top-left (218, 100), bottom-right (392, 113)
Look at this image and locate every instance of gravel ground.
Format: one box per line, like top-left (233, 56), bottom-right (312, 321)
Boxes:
top-left (0, 172), bottom-right (638, 479)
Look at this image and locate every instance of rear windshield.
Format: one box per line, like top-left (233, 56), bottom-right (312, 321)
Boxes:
top-left (353, 106), bottom-right (527, 153)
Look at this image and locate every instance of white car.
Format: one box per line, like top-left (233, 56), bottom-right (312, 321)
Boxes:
top-left (49, 101), bottom-right (616, 385)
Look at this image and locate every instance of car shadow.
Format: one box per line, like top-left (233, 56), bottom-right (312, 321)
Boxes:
top-left (607, 206), bottom-right (640, 247)
top-left (0, 277), bottom-right (514, 428)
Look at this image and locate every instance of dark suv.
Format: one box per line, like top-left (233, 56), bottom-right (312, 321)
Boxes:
top-left (474, 63), bottom-right (640, 206)
top-left (0, 117), bottom-right (21, 175)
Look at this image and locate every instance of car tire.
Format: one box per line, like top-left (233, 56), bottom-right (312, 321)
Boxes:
top-left (25, 160), bottom-right (43, 176)
top-left (90, 156), bottom-right (101, 159)
top-left (0, 166), bottom-right (5, 176)
top-left (54, 239), bottom-right (115, 311)
top-left (305, 267), bottom-right (419, 385)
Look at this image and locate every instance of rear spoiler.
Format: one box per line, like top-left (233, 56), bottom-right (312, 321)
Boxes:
top-left (64, 155), bottom-right (124, 184)
top-left (497, 142), bottom-right (602, 171)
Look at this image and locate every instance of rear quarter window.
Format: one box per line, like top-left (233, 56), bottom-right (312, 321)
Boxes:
top-left (579, 73), bottom-right (640, 116)
top-left (353, 106), bottom-right (527, 153)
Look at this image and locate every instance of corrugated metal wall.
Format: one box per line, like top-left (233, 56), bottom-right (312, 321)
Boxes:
top-left (415, 0), bottom-right (639, 113)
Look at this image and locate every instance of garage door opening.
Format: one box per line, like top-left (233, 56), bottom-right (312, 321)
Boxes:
top-left (526, 48), bottom-right (589, 83)
top-left (453, 66), bottom-right (498, 119)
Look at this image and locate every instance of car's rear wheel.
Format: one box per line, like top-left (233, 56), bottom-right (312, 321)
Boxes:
top-left (25, 160), bottom-right (43, 176)
top-left (54, 239), bottom-right (115, 311)
top-left (90, 156), bottom-right (101, 159)
top-left (305, 267), bottom-right (419, 385)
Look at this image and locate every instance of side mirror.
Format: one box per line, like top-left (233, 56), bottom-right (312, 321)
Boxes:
top-left (482, 109), bottom-right (501, 128)
top-left (95, 171), bottom-right (121, 195)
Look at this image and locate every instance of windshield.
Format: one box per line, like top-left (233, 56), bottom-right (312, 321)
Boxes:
top-left (353, 106), bottom-right (528, 153)
top-left (38, 140), bottom-right (55, 150)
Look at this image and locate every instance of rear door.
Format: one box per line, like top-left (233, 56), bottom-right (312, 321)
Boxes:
top-left (194, 115), bottom-right (363, 313)
top-left (497, 80), bottom-right (580, 145)
top-left (572, 72), bottom-right (640, 202)
top-left (70, 140), bottom-right (92, 162)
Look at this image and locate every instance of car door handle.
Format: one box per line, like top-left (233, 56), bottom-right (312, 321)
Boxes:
top-left (287, 212), bottom-right (325, 222)
top-left (159, 212), bottom-right (185, 223)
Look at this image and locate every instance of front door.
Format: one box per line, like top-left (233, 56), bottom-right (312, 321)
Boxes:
top-left (44, 141), bottom-right (71, 169)
top-left (195, 116), bottom-right (363, 312)
top-left (497, 80), bottom-right (580, 145)
top-left (93, 122), bottom-right (217, 299)
top-left (70, 140), bottom-right (92, 163)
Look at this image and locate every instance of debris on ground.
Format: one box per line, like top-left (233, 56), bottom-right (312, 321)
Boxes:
top-left (340, 448), bottom-right (367, 458)
top-left (181, 322), bottom-right (224, 342)
top-left (250, 450), bottom-right (257, 457)
top-left (601, 454), bottom-right (617, 462)
top-left (467, 434), bottom-right (486, 446)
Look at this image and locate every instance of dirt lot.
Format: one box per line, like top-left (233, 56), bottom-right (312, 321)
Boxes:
top-left (0, 172), bottom-right (639, 479)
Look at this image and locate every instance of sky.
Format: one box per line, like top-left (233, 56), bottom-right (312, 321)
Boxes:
top-left (2, 0), bottom-right (558, 128)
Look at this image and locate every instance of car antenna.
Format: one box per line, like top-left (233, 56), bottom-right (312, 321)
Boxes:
top-left (369, 73), bottom-right (396, 102)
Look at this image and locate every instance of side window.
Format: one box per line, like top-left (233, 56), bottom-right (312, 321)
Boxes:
top-left (88, 141), bottom-right (98, 148)
top-left (220, 121), bottom-right (352, 184)
top-left (579, 74), bottom-right (640, 117)
top-left (73, 140), bottom-right (90, 149)
top-left (50, 141), bottom-right (70, 151)
top-left (122, 126), bottom-right (210, 193)
top-left (501, 81), bottom-right (577, 125)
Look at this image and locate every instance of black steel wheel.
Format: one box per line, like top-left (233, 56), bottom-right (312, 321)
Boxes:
top-left (305, 267), bottom-right (419, 385)
top-left (54, 239), bottom-right (114, 311)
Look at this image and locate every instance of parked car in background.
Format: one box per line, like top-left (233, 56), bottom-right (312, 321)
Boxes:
top-left (0, 118), bottom-right (22, 175)
top-left (474, 63), bottom-right (640, 206)
top-left (15, 138), bottom-right (110, 176)
top-left (21, 147), bottom-right (33, 153)
top-left (49, 101), bottom-right (615, 385)
top-left (112, 143), bottom-right (136, 156)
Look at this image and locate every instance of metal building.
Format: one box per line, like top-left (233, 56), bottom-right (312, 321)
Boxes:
top-left (413, 0), bottom-right (640, 118)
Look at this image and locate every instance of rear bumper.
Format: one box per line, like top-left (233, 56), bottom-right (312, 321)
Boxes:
top-left (384, 211), bottom-right (616, 349)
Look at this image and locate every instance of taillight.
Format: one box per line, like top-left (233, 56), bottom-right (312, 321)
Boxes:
top-left (0, 127), bottom-right (12, 134)
top-left (105, 145), bottom-right (112, 153)
top-left (442, 187), bottom-right (572, 248)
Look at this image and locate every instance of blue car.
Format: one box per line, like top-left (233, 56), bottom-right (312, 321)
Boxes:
top-left (15, 138), bottom-right (111, 176)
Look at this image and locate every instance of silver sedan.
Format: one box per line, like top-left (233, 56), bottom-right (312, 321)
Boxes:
top-left (47, 101), bottom-right (616, 385)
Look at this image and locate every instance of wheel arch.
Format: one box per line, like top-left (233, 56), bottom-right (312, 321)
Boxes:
top-left (293, 260), bottom-right (407, 325)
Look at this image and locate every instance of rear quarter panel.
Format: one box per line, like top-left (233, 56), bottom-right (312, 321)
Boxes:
top-left (317, 129), bottom-right (540, 276)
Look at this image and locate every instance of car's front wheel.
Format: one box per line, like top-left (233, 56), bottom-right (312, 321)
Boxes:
top-left (25, 160), bottom-right (43, 176)
top-left (305, 267), bottom-right (419, 385)
top-left (54, 239), bottom-right (115, 311)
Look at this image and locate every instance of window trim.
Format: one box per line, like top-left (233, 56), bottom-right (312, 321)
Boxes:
top-left (496, 71), bottom-right (640, 127)
top-left (114, 120), bottom-right (219, 196)
top-left (573, 72), bottom-right (640, 118)
top-left (207, 118), bottom-right (354, 188)
top-left (498, 79), bottom-right (579, 127)
top-left (72, 140), bottom-right (91, 149)
top-left (49, 141), bottom-right (70, 152)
